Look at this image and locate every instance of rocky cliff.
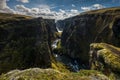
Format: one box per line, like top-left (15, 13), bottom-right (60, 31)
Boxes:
top-left (0, 13), bottom-right (57, 74)
top-left (61, 7), bottom-right (120, 64)
top-left (56, 20), bottom-right (66, 31)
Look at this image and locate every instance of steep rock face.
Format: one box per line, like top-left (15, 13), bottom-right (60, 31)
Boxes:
top-left (90, 43), bottom-right (120, 78)
top-left (61, 7), bottom-right (120, 64)
top-left (0, 13), bottom-right (56, 74)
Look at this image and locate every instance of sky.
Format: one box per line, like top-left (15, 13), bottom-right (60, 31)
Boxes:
top-left (0, 0), bottom-right (120, 20)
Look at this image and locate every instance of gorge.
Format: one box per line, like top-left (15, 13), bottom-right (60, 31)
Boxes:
top-left (0, 7), bottom-right (120, 80)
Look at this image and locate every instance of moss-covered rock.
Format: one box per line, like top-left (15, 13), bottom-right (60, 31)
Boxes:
top-left (0, 68), bottom-right (109, 80)
top-left (90, 43), bottom-right (120, 77)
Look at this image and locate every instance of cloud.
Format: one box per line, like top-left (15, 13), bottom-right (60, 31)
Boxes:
top-left (17, 0), bottom-right (29, 3)
top-left (72, 4), bottom-right (76, 7)
top-left (93, 4), bottom-right (105, 9)
top-left (15, 5), bottom-right (80, 20)
top-left (70, 9), bottom-right (79, 13)
top-left (15, 5), bottom-right (30, 12)
top-left (38, 4), bottom-right (51, 9)
top-left (81, 4), bottom-right (105, 11)
top-left (59, 9), bottom-right (65, 13)
top-left (0, 0), bottom-right (7, 9)
top-left (0, 0), bottom-right (15, 13)
top-left (81, 7), bottom-right (91, 11)
top-left (0, 0), bottom-right (80, 20)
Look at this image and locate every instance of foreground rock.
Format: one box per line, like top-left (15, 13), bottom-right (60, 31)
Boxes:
top-left (0, 68), bottom-right (109, 80)
top-left (90, 43), bottom-right (120, 79)
top-left (0, 13), bottom-right (56, 74)
top-left (61, 7), bottom-right (120, 64)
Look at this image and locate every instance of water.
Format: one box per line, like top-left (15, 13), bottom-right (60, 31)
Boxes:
top-left (51, 39), bottom-right (80, 72)
top-left (67, 60), bottom-right (79, 72)
top-left (51, 39), bottom-right (60, 49)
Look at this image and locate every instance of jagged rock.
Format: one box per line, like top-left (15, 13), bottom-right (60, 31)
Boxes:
top-left (0, 13), bottom-right (56, 74)
top-left (61, 7), bottom-right (120, 64)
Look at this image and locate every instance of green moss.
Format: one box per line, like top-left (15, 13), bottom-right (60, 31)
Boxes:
top-left (73, 70), bottom-right (101, 76)
top-left (90, 43), bottom-right (120, 73)
top-left (57, 40), bottom-right (62, 49)
top-left (51, 62), bottom-right (69, 73)
top-left (54, 32), bottom-right (62, 38)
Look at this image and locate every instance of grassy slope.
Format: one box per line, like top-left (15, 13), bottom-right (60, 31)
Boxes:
top-left (0, 13), bottom-right (32, 20)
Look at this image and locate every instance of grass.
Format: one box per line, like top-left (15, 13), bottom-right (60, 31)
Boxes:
top-left (51, 62), bottom-right (70, 73)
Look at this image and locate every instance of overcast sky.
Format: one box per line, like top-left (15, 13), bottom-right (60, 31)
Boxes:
top-left (0, 0), bottom-right (120, 20)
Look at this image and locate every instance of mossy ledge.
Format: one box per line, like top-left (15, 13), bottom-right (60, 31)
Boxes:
top-left (90, 43), bottom-right (120, 78)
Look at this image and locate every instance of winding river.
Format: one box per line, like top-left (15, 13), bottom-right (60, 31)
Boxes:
top-left (51, 38), bottom-right (80, 72)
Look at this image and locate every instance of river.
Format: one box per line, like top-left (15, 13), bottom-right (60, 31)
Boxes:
top-left (51, 38), bottom-right (80, 72)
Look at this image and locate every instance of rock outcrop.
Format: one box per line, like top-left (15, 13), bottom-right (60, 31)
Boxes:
top-left (90, 43), bottom-right (120, 79)
top-left (61, 7), bottom-right (120, 64)
top-left (0, 68), bottom-right (109, 80)
top-left (0, 13), bottom-right (56, 74)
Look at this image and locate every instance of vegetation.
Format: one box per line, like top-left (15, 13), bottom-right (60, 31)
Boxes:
top-left (53, 39), bottom-right (66, 55)
top-left (51, 62), bottom-right (69, 73)
top-left (54, 32), bottom-right (62, 38)
top-left (0, 68), bottom-right (109, 80)
top-left (90, 43), bottom-right (120, 79)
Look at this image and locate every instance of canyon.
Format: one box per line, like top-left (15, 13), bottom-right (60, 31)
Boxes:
top-left (0, 7), bottom-right (120, 80)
